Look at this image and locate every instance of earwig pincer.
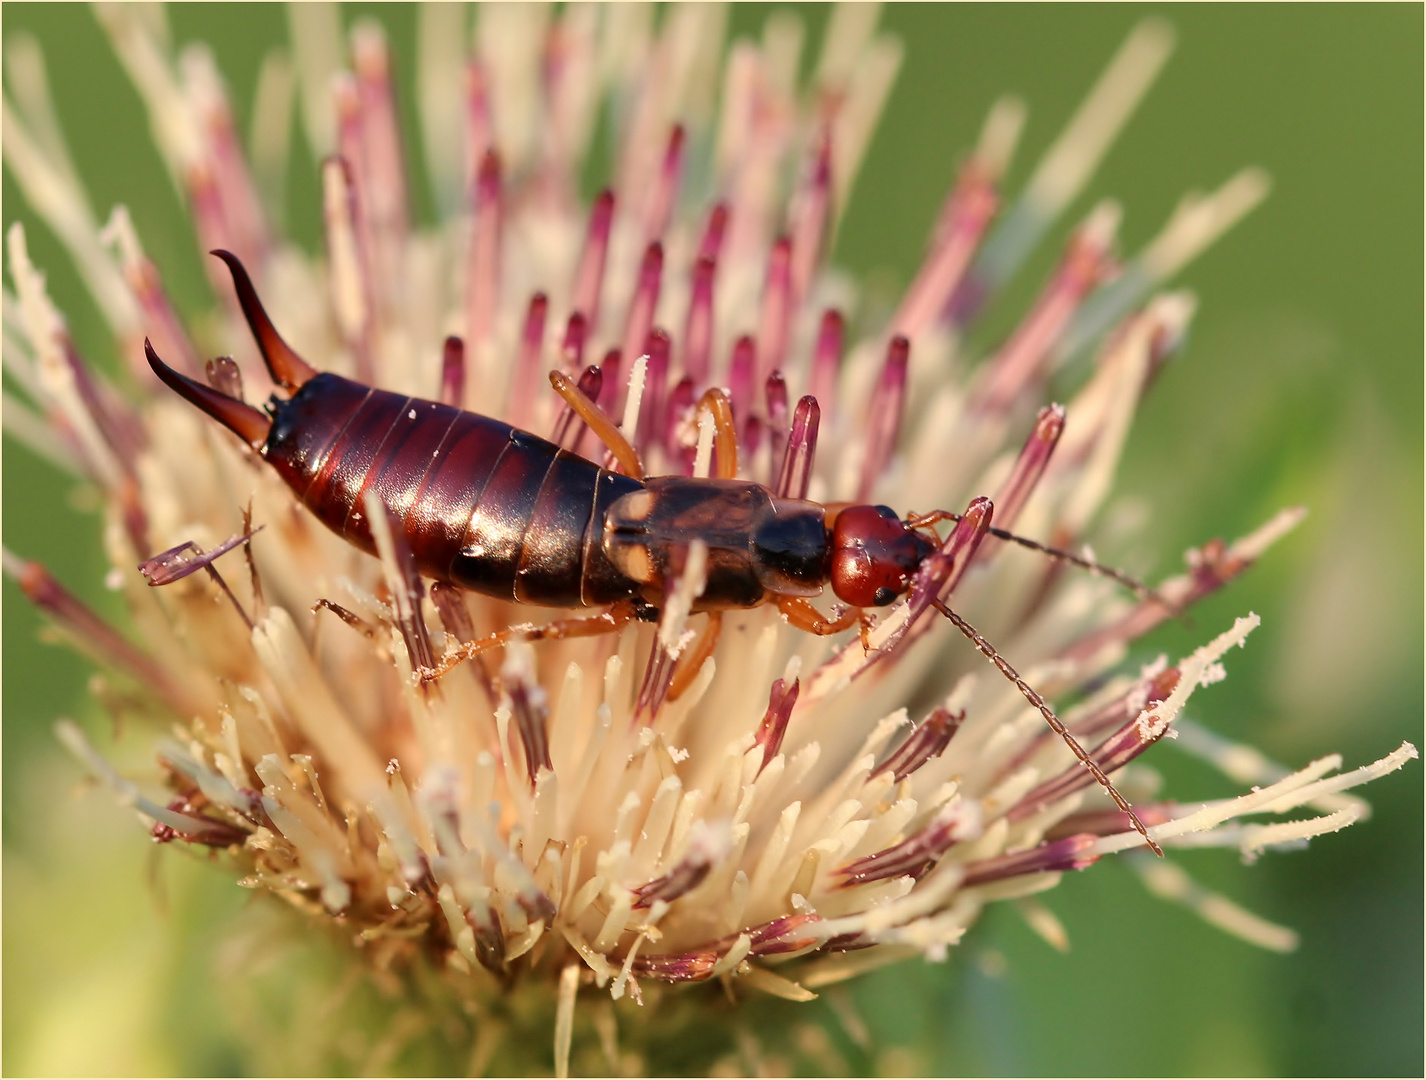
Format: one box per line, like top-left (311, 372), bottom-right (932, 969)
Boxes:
top-left (146, 249), bottom-right (1168, 854)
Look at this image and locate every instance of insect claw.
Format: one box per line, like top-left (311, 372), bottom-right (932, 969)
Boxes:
top-left (145, 339), bottom-right (272, 448)
top-left (211, 249), bottom-right (318, 390)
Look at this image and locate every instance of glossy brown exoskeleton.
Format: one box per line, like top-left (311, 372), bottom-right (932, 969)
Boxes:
top-left (147, 252), bottom-right (938, 620)
top-left (146, 250), bottom-right (1166, 855)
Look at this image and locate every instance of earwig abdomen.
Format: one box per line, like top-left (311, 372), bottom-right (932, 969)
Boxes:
top-left (263, 371), bottom-right (643, 606)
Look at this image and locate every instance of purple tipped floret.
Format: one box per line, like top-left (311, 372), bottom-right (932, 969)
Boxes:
top-left (466, 149), bottom-right (502, 347)
top-left (628, 914), bottom-right (824, 983)
top-left (463, 61), bottom-right (492, 184)
top-left (975, 221), bottom-right (1114, 413)
top-left (698, 202), bottom-right (729, 262)
top-left (617, 242), bottom-right (663, 412)
top-left (7, 554), bottom-right (192, 715)
top-left (775, 395), bottom-right (820, 500)
top-left (856, 334), bottom-right (910, 502)
top-left (507, 292), bottom-right (548, 425)
top-left (643, 125), bottom-right (685, 243)
top-left (373, 500), bottom-right (437, 675)
top-left (321, 155), bottom-right (375, 379)
top-left (1045, 804), bottom-right (1177, 841)
top-left (682, 254), bottom-right (716, 385)
top-left (1009, 706), bottom-right (1175, 822)
top-left (960, 834), bottom-right (1101, 887)
top-left (63, 338), bottom-right (145, 470)
top-left (139, 529), bottom-right (259, 587)
top-left (507, 674), bottom-right (553, 784)
top-left (838, 802), bottom-right (979, 886)
top-left (183, 51), bottom-right (270, 269)
top-left (561, 312), bottom-right (587, 372)
top-left (440, 335), bottom-right (466, 407)
top-left (997, 665), bottom-right (1180, 783)
top-left (790, 130), bottom-right (832, 307)
top-left (351, 26), bottom-right (411, 264)
top-left (128, 256), bottom-right (201, 379)
top-left (596, 347), bottom-right (621, 411)
top-left (664, 376), bottom-right (696, 474)
top-left (1061, 539), bottom-right (1252, 668)
top-left (429, 581), bottom-right (497, 705)
top-left (632, 849), bottom-right (713, 909)
top-left (756, 236), bottom-right (792, 384)
top-left (993, 404), bottom-right (1066, 532)
top-left (572, 189), bottom-right (615, 331)
top-left (149, 794), bottom-right (251, 848)
top-left (638, 329), bottom-right (671, 454)
top-left (140, 531), bottom-right (261, 630)
top-left (873, 706), bottom-right (964, 784)
top-left (891, 163), bottom-right (999, 341)
top-left (742, 415), bottom-right (763, 459)
top-left (809, 308), bottom-right (844, 422)
top-left (754, 676), bottom-right (800, 774)
top-left (765, 371), bottom-right (788, 477)
top-left (727, 335), bottom-right (756, 430)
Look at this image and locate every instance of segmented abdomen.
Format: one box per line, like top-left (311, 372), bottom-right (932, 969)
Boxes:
top-left (262, 372), bottom-right (642, 605)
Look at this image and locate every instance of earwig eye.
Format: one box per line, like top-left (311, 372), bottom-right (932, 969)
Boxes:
top-left (872, 586), bottom-right (897, 606)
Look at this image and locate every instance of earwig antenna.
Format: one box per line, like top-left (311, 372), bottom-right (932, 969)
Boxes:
top-left (931, 597), bottom-right (1165, 857)
top-left (908, 509), bottom-right (1180, 615)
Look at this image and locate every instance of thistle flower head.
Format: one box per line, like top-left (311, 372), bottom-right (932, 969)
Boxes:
top-left (4, 5), bottom-right (1415, 1074)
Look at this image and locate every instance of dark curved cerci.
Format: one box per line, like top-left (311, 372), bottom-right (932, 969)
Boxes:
top-left (263, 371), bottom-right (644, 606)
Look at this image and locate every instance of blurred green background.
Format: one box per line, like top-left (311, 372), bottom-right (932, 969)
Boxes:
top-left (4, 4), bottom-right (1420, 1076)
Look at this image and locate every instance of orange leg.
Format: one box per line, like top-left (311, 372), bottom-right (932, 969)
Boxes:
top-left (549, 370), bottom-right (644, 479)
top-left (776, 595), bottom-right (862, 636)
top-left (422, 601), bottom-right (639, 681)
top-left (667, 611), bottom-right (723, 701)
top-left (696, 387), bottom-right (739, 479)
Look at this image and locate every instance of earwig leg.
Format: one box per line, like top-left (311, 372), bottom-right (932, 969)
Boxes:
top-left (428, 582), bottom-right (500, 707)
top-left (550, 364), bottom-right (603, 449)
top-left (312, 598), bottom-right (380, 640)
top-left (421, 601), bottom-right (639, 681)
top-left (931, 598), bottom-right (1165, 857)
top-left (667, 611), bottom-right (722, 702)
top-left (548, 370), bottom-right (644, 479)
top-left (695, 388), bottom-right (738, 479)
top-left (907, 509), bottom-right (1179, 615)
top-left (777, 595), bottom-right (860, 636)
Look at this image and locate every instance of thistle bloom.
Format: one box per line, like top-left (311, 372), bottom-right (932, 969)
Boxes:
top-left (4, 6), bottom-right (1416, 1075)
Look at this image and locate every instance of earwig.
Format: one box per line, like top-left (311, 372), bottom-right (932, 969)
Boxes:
top-left (145, 249), bottom-right (1167, 855)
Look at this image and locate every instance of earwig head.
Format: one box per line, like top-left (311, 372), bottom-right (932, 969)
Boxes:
top-left (829, 504), bottom-right (938, 607)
